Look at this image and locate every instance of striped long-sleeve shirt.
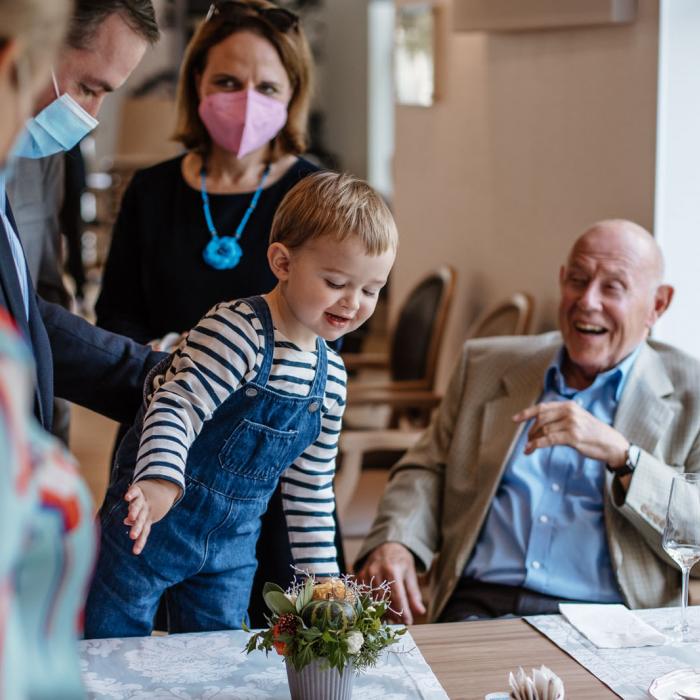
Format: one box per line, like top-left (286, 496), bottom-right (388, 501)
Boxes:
top-left (133, 299), bottom-right (346, 577)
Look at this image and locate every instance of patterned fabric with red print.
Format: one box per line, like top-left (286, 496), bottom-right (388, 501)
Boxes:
top-left (0, 310), bottom-right (96, 699)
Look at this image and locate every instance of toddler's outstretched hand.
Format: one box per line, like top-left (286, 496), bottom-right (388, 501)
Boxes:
top-left (123, 479), bottom-right (181, 555)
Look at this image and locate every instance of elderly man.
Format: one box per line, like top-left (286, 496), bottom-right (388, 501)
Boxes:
top-left (357, 220), bottom-right (699, 623)
top-left (0, 0), bottom-right (161, 434)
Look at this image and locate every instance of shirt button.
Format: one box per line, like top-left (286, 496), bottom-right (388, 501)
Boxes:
top-left (539, 515), bottom-right (549, 524)
top-left (308, 401), bottom-right (320, 413)
top-left (551, 483), bottom-right (561, 492)
top-left (575, 397), bottom-right (583, 406)
top-left (531, 561), bottom-right (542, 570)
top-left (245, 387), bottom-right (258, 398)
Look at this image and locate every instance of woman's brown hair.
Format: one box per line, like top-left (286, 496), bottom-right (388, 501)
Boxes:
top-left (173, 0), bottom-right (313, 159)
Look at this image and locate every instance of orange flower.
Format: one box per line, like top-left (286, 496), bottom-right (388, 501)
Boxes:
top-left (272, 623), bottom-right (288, 656)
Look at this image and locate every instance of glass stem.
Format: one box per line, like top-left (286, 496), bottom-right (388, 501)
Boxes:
top-left (681, 565), bottom-right (690, 641)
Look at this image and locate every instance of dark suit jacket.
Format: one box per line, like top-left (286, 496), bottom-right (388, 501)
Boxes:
top-left (0, 198), bottom-right (163, 431)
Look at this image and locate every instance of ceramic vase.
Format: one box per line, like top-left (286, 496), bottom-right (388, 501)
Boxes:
top-left (285, 658), bottom-right (356, 700)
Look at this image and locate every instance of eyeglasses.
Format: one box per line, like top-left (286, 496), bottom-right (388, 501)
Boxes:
top-left (205, 1), bottom-right (299, 33)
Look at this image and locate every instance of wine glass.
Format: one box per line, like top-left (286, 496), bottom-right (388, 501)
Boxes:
top-left (662, 472), bottom-right (700, 643)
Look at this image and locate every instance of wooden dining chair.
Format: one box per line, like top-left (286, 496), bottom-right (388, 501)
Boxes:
top-left (466, 291), bottom-right (535, 340)
top-left (342, 264), bottom-right (456, 429)
top-left (335, 266), bottom-right (455, 518)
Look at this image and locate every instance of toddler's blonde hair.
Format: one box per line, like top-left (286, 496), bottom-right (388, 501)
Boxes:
top-left (270, 171), bottom-right (398, 255)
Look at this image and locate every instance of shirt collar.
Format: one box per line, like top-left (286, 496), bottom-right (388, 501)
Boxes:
top-left (545, 344), bottom-right (642, 401)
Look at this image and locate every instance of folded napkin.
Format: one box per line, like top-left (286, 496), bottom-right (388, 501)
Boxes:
top-left (559, 603), bottom-right (667, 648)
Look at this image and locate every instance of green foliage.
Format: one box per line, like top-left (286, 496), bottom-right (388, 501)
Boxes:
top-left (245, 575), bottom-right (406, 674)
top-left (295, 577), bottom-right (314, 613)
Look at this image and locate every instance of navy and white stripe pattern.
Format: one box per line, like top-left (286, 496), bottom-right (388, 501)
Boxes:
top-left (133, 299), bottom-right (346, 576)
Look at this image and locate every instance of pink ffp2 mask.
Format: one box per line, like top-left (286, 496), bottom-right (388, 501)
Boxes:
top-left (198, 88), bottom-right (288, 158)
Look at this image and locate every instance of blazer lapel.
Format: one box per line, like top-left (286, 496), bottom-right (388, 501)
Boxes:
top-left (0, 204), bottom-right (32, 343)
top-left (0, 199), bottom-right (49, 428)
top-left (476, 342), bottom-right (559, 480)
top-left (606, 342), bottom-right (675, 600)
top-left (613, 342), bottom-right (675, 453)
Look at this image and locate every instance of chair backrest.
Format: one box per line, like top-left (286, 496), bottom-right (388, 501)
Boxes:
top-left (389, 265), bottom-right (456, 386)
top-left (467, 292), bottom-right (535, 340)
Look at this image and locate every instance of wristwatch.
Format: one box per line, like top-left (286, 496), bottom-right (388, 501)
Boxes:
top-left (607, 444), bottom-right (641, 476)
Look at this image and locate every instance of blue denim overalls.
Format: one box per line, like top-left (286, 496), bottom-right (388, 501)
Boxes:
top-left (84, 295), bottom-right (328, 637)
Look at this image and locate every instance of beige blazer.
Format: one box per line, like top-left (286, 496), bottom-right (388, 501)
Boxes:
top-left (358, 332), bottom-right (700, 621)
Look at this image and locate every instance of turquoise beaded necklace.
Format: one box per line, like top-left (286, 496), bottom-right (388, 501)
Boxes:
top-left (200, 162), bottom-right (271, 270)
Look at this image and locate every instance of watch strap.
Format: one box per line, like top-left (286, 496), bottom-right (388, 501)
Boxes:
top-left (607, 444), bottom-right (640, 476)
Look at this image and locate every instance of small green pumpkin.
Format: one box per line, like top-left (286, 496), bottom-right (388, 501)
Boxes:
top-left (301, 598), bottom-right (356, 631)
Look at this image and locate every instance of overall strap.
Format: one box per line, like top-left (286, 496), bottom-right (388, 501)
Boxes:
top-left (310, 336), bottom-right (328, 397)
top-left (242, 295), bottom-right (275, 385)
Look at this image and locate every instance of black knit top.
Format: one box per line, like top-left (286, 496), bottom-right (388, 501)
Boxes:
top-left (95, 154), bottom-right (318, 343)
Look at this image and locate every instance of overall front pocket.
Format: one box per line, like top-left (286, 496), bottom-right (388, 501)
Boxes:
top-left (218, 418), bottom-right (299, 481)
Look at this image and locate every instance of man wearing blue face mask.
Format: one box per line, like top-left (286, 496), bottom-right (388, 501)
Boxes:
top-left (11, 70), bottom-right (98, 159)
top-left (6, 65), bottom-right (100, 444)
top-left (0, 0), bottom-right (165, 435)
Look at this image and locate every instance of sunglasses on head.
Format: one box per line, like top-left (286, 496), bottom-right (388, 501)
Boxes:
top-left (205, 1), bottom-right (299, 32)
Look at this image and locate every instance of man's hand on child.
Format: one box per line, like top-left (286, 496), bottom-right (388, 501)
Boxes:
top-left (123, 479), bottom-right (181, 555)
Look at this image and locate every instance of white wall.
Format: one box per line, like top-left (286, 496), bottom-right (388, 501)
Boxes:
top-left (391, 0), bottom-right (660, 387)
top-left (653, 0), bottom-right (700, 360)
top-left (367, 0), bottom-right (395, 199)
top-left (92, 0), bottom-right (181, 163)
top-left (318, 0), bottom-right (370, 178)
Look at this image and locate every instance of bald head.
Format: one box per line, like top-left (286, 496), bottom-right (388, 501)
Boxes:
top-left (558, 219), bottom-right (674, 388)
top-left (570, 219), bottom-right (664, 285)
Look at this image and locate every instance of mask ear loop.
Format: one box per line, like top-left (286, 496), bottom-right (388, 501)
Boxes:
top-left (50, 69), bottom-right (60, 98)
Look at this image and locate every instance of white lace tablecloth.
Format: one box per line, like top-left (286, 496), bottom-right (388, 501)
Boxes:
top-left (79, 629), bottom-right (448, 699)
top-left (526, 606), bottom-right (700, 699)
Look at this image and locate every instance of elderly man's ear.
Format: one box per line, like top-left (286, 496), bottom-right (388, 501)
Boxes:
top-left (649, 284), bottom-right (675, 327)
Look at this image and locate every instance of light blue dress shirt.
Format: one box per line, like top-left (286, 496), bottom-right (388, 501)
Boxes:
top-left (0, 175), bottom-right (30, 320)
top-left (464, 345), bottom-right (641, 602)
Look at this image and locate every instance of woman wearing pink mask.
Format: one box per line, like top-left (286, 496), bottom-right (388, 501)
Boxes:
top-left (94, 0), bottom-right (342, 627)
top-left (97, 0), bottom-right (317, 343)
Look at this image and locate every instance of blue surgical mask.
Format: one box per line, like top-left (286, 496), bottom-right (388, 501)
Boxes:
top-left (12, 71), bottom-right (98, 159)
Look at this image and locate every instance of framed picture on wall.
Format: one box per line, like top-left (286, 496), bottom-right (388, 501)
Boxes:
top-left (394, 3), bottom-right (437, 107)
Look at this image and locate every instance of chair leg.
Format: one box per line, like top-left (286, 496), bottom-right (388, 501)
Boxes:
top-left (388, 408), bottom-right (400, 429)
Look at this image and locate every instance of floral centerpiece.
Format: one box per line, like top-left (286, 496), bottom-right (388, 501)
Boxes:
top-left (245, 575), bottom-right (406, 700)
